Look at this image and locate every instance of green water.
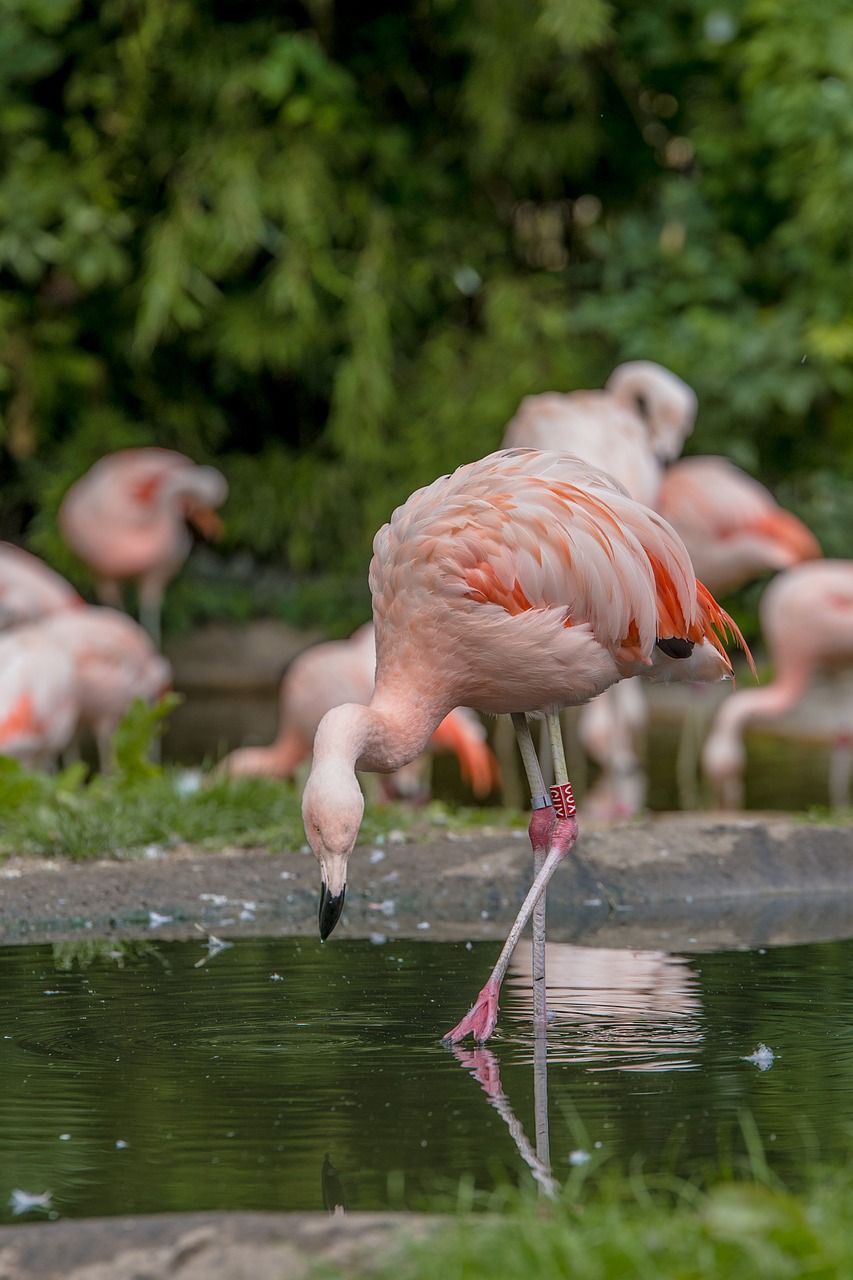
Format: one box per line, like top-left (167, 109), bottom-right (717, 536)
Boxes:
top-left (3, 934), bottom-right (853, 1222)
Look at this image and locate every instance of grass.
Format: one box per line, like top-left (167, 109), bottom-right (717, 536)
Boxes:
top-left (0, 698), bottom-right (519, 862)
top-left (351, 1166), bottom-right (853, 1280)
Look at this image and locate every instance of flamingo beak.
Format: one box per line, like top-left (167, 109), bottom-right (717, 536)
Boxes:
top-left (319, 881), bottom-right (347, 940)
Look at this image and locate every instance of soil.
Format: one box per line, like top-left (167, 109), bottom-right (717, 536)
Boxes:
top-left (1, 809), bottom-right (852, 1277)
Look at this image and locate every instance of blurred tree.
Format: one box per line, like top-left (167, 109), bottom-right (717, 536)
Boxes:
top-left (0, 0), bottom-right (851, 628)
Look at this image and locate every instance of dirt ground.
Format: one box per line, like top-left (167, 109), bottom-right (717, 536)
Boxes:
top-left (1, 809), bottom-right (852, 1277)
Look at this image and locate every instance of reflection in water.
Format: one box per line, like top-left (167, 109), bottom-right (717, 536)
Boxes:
top-left (321, 1152), bottom-right (348, 1216)
top-left (505, 943), bottom-right (704, 1071)
top-left (450, 1043), bottom-right (558, 1199)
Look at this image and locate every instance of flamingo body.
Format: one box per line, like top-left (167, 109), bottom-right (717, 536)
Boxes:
top-left (657, 456), bottom-right (821, 596)
top-left (40, 606), bottom-right (172, 767)
top-left (224, 622), bottom-right (499, 800)
top-left (303, 449), bottom-right (745, 1036)
top-left (0, 627), bottom-right (80, 768)
top-left (0, 543), bottom-right (82, 629)
top-left (702, 560), bottom-right (853, 807)
top-left (59, 448), bottom-right (227, 645)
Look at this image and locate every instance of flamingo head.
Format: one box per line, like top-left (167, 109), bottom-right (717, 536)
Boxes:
top-left (301, 758), bottom-right (364, 940)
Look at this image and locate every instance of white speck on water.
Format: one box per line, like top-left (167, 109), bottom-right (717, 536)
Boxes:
top-left (369, 849), bottom-right (386, 864)
top-left (370, 933), bottom-right (388, 946)
top-left (148, 912), bottom-right (172, 929)
top-left (743, 1043), bottom-right (775, 1071)
top-left (10, 1189), bottom-right (52, 1215)
top-left (43, 990), bottom-right (60, 996)
top-left (269, 973), bottom-right (283, 981)
top-left (594, 1141), bottom-right (603, 1149)
top-left (416, 921), bottom-right (431, 930)
top-left (115, 1140), bottom-right (128, 1149)
top-left (465, 942), bottom-right (473, 950)
top-left (59, 1134), bottom-right (71, 1141)
top-left (568, 1149), bottom-right (591, 1165)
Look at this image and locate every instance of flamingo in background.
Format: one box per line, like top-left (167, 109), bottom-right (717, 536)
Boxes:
top-left (657, 456), bottom-right (822, 807)
top-left (0, 542), bottom-right (82, 629)
top-left (656, 456), bottom-right (821, 595)
top-left (59, 448), bottom-right (228, 649)
top-left (302, 448), bottom-right (747, 1043)
top-left (0, 625), bottom-right (80, 768)
top-left (223, 622), bottom-right (500, 802)
top-left (38, 606), bottom-right (172, 770)
top-left (702, 561), bottom-right (853, 810)
top-left (502, 361), bottom-right (699, 818)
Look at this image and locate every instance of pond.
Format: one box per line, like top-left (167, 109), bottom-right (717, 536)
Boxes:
top-left (3, 932), bottom-right (853, 1222)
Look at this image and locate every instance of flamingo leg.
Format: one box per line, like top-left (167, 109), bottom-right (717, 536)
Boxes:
top-left (510, 713), bottom-right (552, 1038)
top-left (443, 711), bottom-right (578, 1045)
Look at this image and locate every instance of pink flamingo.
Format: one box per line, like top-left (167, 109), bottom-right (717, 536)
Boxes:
top-left (502, 360), bottom-right (698, 506)
top-left (301, 448), bottom-right (747, 1042)
top-left (657, 456), bottom-right (821, 807)
top-left (223, 622), bottom-right (500, 802)
top-left (0, 542), bottom-right (83, 629)
top-left (702, 561), bottom-right (853, 810)
top-left (656, 456), bottom-right (821, 596)
top-left (58, 448), bottom-right (228, 648)
top-left (0, 625), bottom-right (80, 768)
top-left (502, 361), bottom-right (698, 817)
top-left (39, 606), bottom-right (172, 769)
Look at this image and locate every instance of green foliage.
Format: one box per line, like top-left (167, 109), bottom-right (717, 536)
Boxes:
top-left (369, 1171), bottom-right (853, 1280)
top-left (3, 0), bottom-right (853, 606)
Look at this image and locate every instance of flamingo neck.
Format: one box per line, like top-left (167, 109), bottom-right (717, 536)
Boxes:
top-left (717, 666), bottom-right (811, 741)
top-left (312, 691), bottom-right (442, 777)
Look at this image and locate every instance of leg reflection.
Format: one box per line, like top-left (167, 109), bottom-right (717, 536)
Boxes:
top-left (450, 1042), bottom-right (559, 1200)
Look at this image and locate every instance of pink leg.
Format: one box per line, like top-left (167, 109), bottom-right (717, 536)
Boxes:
top-left (442, 805), bottom-right (578, 1044)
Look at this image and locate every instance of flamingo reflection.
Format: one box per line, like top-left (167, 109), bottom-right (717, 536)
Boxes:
top-left (506, 944), bottom-right (703, 1071)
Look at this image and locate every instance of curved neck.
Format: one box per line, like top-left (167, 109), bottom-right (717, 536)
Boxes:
top-left (717, 666), bottom-right (811, 740)
top-left (312, 693), bottom-right (443, 776)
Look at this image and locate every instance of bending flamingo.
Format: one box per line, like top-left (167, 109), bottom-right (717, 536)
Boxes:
top-left (0, 625), bottom-right (80, 768)
top-left (223, 622), bottom-right (500, 801)
top-left (656, 456), bottom-right (821, 596)
top-left (39, 606), bottom-right (172, 769)
top-left (58, 448), bottom-right (228, 648)
top-left (502, 360), bottom-right (698, 817)
top-left (302, 448), bottom-right (747, 1043)
top-left (0, 542), bottom-right (82, 630)
top-left (702, 561), bottom-right (853, 810)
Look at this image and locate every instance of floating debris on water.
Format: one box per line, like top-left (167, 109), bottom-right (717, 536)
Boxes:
top-left (743, 1043), bottom-right (775, 1071)
top-left (193, 924), bottom-right (234, 967)
top-left (10, 1189), bottom-right (52, 1215)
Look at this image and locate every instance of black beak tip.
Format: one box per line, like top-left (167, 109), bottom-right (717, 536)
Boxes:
top-left (319, 882), bottom-right (347, 941)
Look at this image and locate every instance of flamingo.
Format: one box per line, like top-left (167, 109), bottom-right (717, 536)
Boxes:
top-left (656, 456), bottom-right (822, 807)
top-left (39, 606), bottom-right (172, 769)
top-left (702, 561), bottom-right (853, 810)
top-left (656, 456), bottom-right (821, 596)
top-left (58, 448), bottom-right (228, 648)
top-left (502, 361), bottom-right (698, 817)
top-left (223, 622), bottom-right (500, 802)
top-left (301, 448), bottom-right (748, 1043)
top-left (0, 542), bottom-right (83, 629)
top-left (0, 626), bottom-right (80, 768)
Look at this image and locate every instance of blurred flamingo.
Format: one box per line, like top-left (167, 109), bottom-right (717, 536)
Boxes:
top-left (39, 606), bottom-right (172, 769)
top-left (0, 542), bottom-right (82, 629)
top-left (59, 448), bottom-right (228, 648)
top-left (0, 625), bottom-right (80, 768)
top-left (502, 361), bottom-right (698, 818)
top-left (657, 456), bottom-right (821, 596)
top-left (703, 561), bottom-right (853, 810)
top-left (301, 449), bottom-right (748, 1042)
top-left (223, 622), bottom-right (500, 802)
top-left (657, 456), bottom-right (822, 806)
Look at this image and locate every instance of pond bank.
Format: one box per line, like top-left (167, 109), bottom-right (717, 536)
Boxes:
top-left (0, 811), bottom-right (851, 954)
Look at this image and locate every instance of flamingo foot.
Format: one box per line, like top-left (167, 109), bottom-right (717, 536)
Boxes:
top-left (441, 980), bottom-right (501, 1045)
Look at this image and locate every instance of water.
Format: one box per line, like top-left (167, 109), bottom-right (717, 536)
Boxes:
top-left (3, 933), bottom-right (853, 1222)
